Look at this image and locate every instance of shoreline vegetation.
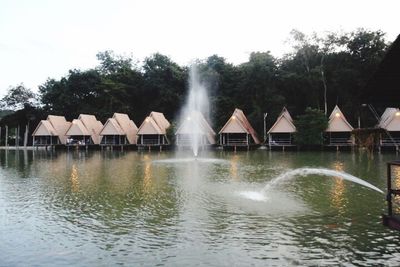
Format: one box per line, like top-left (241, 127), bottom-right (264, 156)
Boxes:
top-left (0, 29), bottom-right (397, 148)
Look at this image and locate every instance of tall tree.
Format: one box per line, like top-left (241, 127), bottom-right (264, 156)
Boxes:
top-left (142, 53), bottom-right (186, 122)
top-left (1, 84), bottom-right (37, 110)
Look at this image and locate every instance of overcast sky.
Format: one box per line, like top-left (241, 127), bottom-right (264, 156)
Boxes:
top-left (0, 0), bottom-right (398, 96)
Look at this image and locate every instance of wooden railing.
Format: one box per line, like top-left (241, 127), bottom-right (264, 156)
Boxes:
top-left (141, 139), bottom-right (162, 145)
top-left (224, 138), bottom-right (248, 146)
top-left (34, 141), bottom-right (56, 146)
top-left (381, 138), bottom-right (400, 146)
top-left (329, 138), bottom-right (353, 145)
top-left (101, 140), bottom-right (126, 145)
top-left (269, 138), bottom-right (292, 146)
top-left (66, 139), bottom-right (91, 146)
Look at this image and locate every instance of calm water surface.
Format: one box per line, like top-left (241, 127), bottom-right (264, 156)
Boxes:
top-left (0, 150), bottom-right (399, 266)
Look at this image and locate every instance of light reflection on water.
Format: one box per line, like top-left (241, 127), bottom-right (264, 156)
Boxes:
top-left (0, 149), bottom-right (399, 266)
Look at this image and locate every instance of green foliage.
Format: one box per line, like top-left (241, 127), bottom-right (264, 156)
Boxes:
top-left (166, 121), bottom-right (177, 144)
top-left (1, 84), bottom-right (36, 110)
top-left (294, 108), bottom-right (328, 146)
top-left (0, 110), bottom-right (14, 119)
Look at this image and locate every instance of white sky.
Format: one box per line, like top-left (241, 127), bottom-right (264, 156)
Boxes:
top-left (0, 0), bottom-right (399, 96)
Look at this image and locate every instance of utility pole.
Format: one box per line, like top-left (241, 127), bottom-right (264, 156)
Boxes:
top-left (263, 113), bottom-right (268, 143)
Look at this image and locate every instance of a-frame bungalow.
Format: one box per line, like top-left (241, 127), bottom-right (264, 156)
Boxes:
top-left (137, 111), bottom-right (170, 149)
top-left (219, 108), bottom-right (260, 150)
top-left (66, 114), bottom-right (103, 146)
top-left (267, 107), bottom-right (296, 149)
top-left (175, 111), bottom-right (216, 147)
top-left (100, 113), bottom-right (138, 147)
top-left (378, 108), bottom-right (400, 150)
top-left (325, 105), bottom-right (354, 148)
top-left (32, 115), bottom-right (71, 147)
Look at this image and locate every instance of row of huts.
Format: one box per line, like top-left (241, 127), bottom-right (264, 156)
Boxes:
top-left (32, 106), bottom-right (400, 150)
top-left (33, 112), bottom-right (170, 149)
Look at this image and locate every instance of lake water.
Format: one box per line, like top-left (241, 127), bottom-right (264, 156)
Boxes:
top-left (0, 149), bottom-right (399, 266)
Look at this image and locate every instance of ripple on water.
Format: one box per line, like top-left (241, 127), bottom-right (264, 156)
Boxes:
top-left (152, 157), bottom-right (229, 164)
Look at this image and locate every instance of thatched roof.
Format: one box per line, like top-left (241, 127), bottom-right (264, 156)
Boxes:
top-left (100, 118), bottom-right (125, 135)
top-left (77, 114), bottom-right (103, 144)
top-left (137, 111), bottom-right (170, 135)
top-left (112, 113), bottom-right (138, 144)
top-left (326, 105), bottom-right (354, 132)
top-left (66, 119), bottom-right (91, 136)
top-left (378, 107), bottom-right (400, 131)
top-left (219, 108), bottom-right (260, 144)
top-left (268, 107), bottom-right (296, 134)
top-left (47, 115), bottom-right (71, 144)
top-left (32, 115), bottom-right (71, 144)
top-left (32, 120), bottom-right (57, 136)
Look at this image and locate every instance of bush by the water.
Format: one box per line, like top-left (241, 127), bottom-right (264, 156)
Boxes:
top-left (294, 108), bottom-right (328, 146)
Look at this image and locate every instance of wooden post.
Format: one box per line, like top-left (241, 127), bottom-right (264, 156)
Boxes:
top-left (247, 134), bottom-right (249, 151)
top-left (387, 163), bottom-right (392, 216)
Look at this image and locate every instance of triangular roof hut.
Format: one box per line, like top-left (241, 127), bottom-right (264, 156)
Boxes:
top-left (33, 120), bottom-right (57, 136)
top-left (326, 105), bottom-right (353, 132)
top-left (47, 115), bottom-right (71, 144)
top-left (267, 107), bottom-right (296, 134)
top-left (101, 118), bottom-right (124, 135)
top-left (32, 115), bottom-right (71, 145)
top-left (137, 111), bottom-right (170, 135)
top-left (77, 114), bottom-right (103, 144)
top-left (66, 119), bottom-right (91, 137)
top-left (379, 108), bottom-right (400, 131)
top-left (176, 111), bottom-right (216, 144)
top-left (99, 113), bottom-right (138, 144)
top-left (112, 113), bottom-right (138, 144)
top-left (219, 108), bottom-right (260, 144)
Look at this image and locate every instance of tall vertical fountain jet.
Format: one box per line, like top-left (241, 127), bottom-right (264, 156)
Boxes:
top-left (179, 65), bottom-right (210, 157)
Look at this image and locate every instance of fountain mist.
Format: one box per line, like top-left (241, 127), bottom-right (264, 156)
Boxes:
top-left (180, 65), bottom-right (210, 156)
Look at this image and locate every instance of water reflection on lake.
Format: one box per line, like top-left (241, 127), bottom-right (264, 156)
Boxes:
top-left (0, 149), bottom-right (399, 266)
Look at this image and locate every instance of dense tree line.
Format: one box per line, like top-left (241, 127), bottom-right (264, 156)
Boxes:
top-left (0, 29), bottom-right (393, 140)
